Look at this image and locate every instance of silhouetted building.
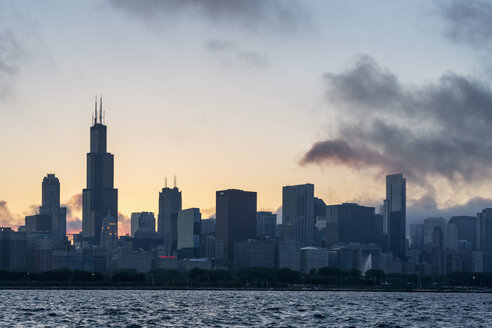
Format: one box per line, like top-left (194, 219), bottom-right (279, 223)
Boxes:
top-left (82, 97), bottom-right (118, 245)
top-left (277, 240), bottom-right (301, 271)
top-left (39, 174), bottom-right (67, 248)
top-left (233, 239), bottom-right (275, 269)
top-left (26, 233), bottom-right (52, 272)
top-left (256, 211), bottom-right (277, 237)
top-left (314, 197), bottom-right (327, 220)
top-left (177, 208), bottom-right (201, 258)
top-left (0, 228), bottom-right (26, 271)
top-left (201, 218), bottom-right (216, 235)
top-left (101, 214), bottom-right (117, 249)
top-left (132, 228), bottom-right (160, 251)
top-left (446, 222), bottom-right (458, 250)
top-left (131, 212), bottom-right (155, 237)
top-left (200, 218), bottom-right (216, 258)
top-left (448, 216), bottom-right (477, 250)
top-left (282, 183), bottom-right (315, 246)
top-left (410, 223), bottom-right (424, 250)
top-left (277, 224), bottom-right (296, 241)
top-left (300, 247), bottom-right (328, 274)
top-left (423, 217), bottom-right (446, 251)
top-left (384, 173), bottom-right (406, 259)
top-left (216, 189), bottom-right (257, 262)
top-left (114, 250), bottom-right (152, 272)
top-left (477, 208), bottom-right (492, 272)
top-left (25, 215), bottom-right (52, 234)
top-left (158, 182), bottom-right (182, 252)
top-left (325, 203), bottom-right (382, 247)
top-left (430, 226), bottom-right (446, 275)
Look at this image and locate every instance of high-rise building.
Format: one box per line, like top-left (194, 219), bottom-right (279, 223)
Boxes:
top-left (233, 239), bottom-right (275, 269)
top-left (177, 208), bottom-right (201, 258)
top-left (448, 216), bottom-right (477, 249)
top-left (410, 223), bottom-right (424, 250)
top-left (131, 212), bottom-right (156, 237)
top-left (39, 174), bottom-right (67, 248)
top-left (282, 183), bottom-right (315, 246)
top-left (100, 214), bottom-right (117, 249)
top-left (384, 173), bottom-right (406, 259)
top-left (216, 189), bottom-right (257, 262)
top-left (477, 209), bottom-right (492, 250)
top-left (423, 217), bottom-right (446, 251)
top-left (82, 97), bottom-right (118, 245)
top-left (158, 182), bottom-right (182, 252)
top-left (325, 203), bottom-right (381, 247)
top-left (0, 228), bottom-right (26, 271)
top-left (256, 211), bottom-right (277, 237)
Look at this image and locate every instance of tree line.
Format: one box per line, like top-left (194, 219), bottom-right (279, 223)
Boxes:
top-left (0, 267), bottom-right (491, 289)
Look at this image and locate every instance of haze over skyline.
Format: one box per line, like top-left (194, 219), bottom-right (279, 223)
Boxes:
top-left (2, 0), bottom-right (492, 235)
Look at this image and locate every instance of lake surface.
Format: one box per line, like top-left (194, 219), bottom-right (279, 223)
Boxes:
top-left (0, 290), bottom-right (490, 327)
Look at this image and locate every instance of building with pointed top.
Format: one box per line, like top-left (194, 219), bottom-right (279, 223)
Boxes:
top-left (158, 178), bottom-right (182, 252)
top-left (82, 96), bottom-right (118, 245)
top-left (39, 174), bottom-right (67, 248)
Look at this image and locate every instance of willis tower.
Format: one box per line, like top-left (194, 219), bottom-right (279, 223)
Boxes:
top-left (82, 96), bottom-right (118, 245)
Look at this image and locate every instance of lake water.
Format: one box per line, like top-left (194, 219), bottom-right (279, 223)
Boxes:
top-left (0, 290), bottom-right (490, 327)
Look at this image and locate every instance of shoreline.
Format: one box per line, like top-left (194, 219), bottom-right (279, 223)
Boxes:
top-left (0, 286), bottom-right (490, 293)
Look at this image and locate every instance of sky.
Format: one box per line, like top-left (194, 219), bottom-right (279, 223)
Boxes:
top-left (1, 0), bottom-right (492, 235)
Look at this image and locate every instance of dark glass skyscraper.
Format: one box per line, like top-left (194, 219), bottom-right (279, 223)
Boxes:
top-left (216, 189), bottom-right (257, 262)
top-left (158, 182), bottom-right (182, 252)
top-left (82, 97), bottom-right (118, 245)
top-left (384, 173), bottom-right (406, 259)
top-left (39, 174), bottom-right (66, 248)
top-left (282, 184), bottom-right (315, 246)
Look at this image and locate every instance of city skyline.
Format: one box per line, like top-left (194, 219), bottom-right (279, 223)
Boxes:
top-left (3, 1), bottom-right (492, 235)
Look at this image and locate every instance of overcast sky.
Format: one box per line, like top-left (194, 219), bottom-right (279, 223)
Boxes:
top-left (1, 0), bottom-right (491, 235)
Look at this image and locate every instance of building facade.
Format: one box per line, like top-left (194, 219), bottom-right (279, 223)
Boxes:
top-left (131, 212), bottom-right (156, 237)
top-left (82, 97), bottom-right (118, 245)
top-left (216, 189), bottom-right (257, 262)
top-left (158, 185), bottom-right (182, 252)
top-left (282, 184), bottom-right (315, 246)
top-left (384, 173), bottom-right (406, 259)
top-left (177, 208), bottom-right (201, 258)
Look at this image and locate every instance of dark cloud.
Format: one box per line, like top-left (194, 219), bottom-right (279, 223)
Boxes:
top-left (439, 0), bottom-right (492, 49)
top-left (407, 194), bottom-right (492, 223)
top-left (0, 28), bottom-right (23, 99)
top-left (109, 0), bottom-right (306, 33)
top-left (301, 55), bottom-right (492, 184)
top-left (206, 39), bottom-right (268, 69)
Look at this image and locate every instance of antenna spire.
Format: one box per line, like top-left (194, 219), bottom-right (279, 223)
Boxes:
top-left (165, 176), bottom-right (168, 188)
top-left (94, 95), bottom-right (98, 124)
top-left (99, 95), bottom-right (103, 124)
top-left (174, 174), bottom-right (177, 188)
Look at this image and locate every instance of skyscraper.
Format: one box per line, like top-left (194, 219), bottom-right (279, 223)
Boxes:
top-left (216, 189), bottom-right (257, 262)
top-left (100, 214), bottom-right (117, 249)
top-left (384, 173), bottom-right (406, 259)
top-left (39, 174), bottom-right (67, 248)
top-left (282, 183), bottom-right (315, 246)
top-left (82, 97), bottom-right (118, 245)
top-left (177, 208), bottom-right (201, 258)
top-left (131, 212), bottom-right (156, 237)
top-left (158, 180), bottom-right (182, 252)
top-left (325, 203), bottom-right (381, 247)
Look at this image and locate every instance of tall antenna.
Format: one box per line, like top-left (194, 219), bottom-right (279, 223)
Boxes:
top-left (94, 95), bottom-right (98, 124)
top-left (99, 95), bottom-right (103, 124)
top-left (165, 176), bottom-right (168, 188)
top-left (174, 174), bottom-right (177, 188)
